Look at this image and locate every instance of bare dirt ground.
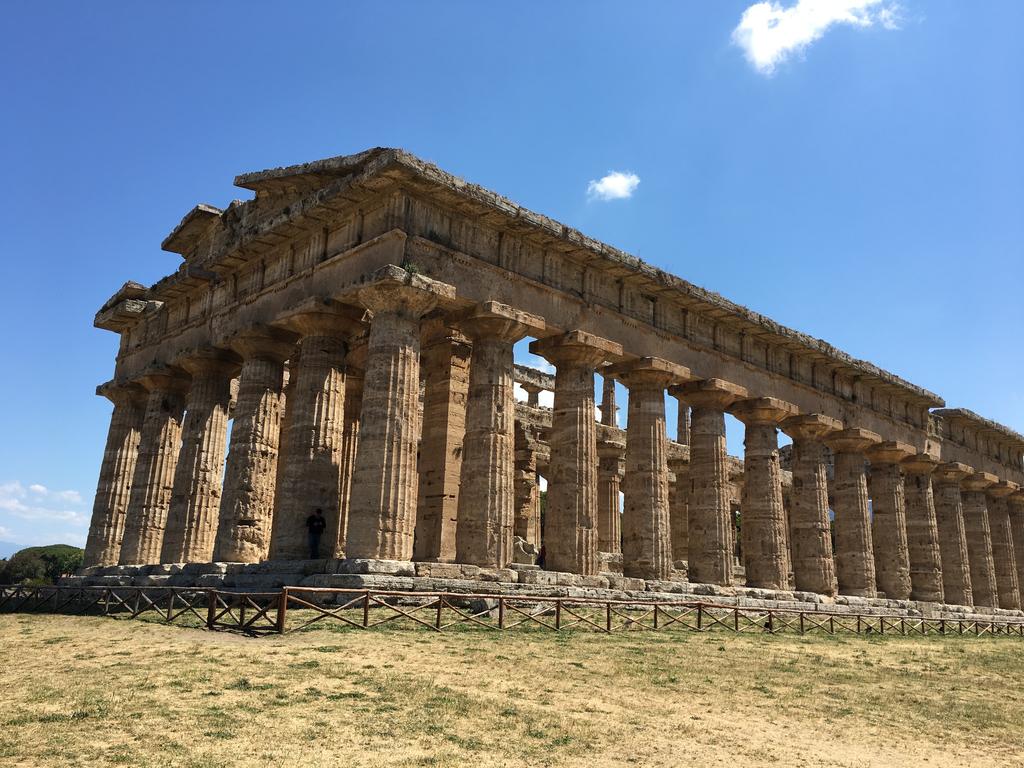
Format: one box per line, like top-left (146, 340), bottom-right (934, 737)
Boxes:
top-left (1, 613), bottom-right (1023, 767)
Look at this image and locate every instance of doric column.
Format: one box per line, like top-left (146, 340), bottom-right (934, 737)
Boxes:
top-left (119, 369), bottom-right (189, 565)
top-left (530, 331), bottom-right (623, 575)
top-left (414, 320), bottom-right (471, 562)
top-left (606, 357), bottom-right (691, 580)
top-left (514, 424), bottom-right (543, 547)
top-left (1009, 492), bottom-right (1024, 604)
top-left (521, 383), bottom-right (543, 407)
top-left (900, 454), bottom-right (945, 603)
top-left (83, 382), bottom-right (146, 567)
top-left (780, 414), bottom-right (841, 596)
top-left (268, 300), bottom-right (364, 560)
top-left (731, 397), bottom-right (799, 591)
top-left (454, 302), bottom-right (545, 568)
top-left (212, 328), bottom-right (295, 563)
top-left (600, 374), bottom-right (618, 427)
top-left (932, 462), bottom-right (974, 606)
top-left (667, 456), bottom-right (689, 566)
top-left (865, 441), bottom-right (914, 600)
top-left (670, 379), bottom-right (748, 586)
top-left (160, 352), bottom-right (238, 564)
top-left (824, 428), bottom-right (882, 598)
top-left (346, 267), bottom-right (454, 561)
top-left (335, 361), bottom-right (364, 557)
top-left (672, 393), bottom-right (691, 446)
top-left (597, 438), bottom-right (625, 554)
top-left (988, 481), bottom-right (1020, 610)
top-left (961, 471), bottom-right (999, 608)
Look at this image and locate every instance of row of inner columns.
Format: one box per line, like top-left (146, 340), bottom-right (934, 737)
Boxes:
top-left (83, 272), bottom-right (1024, 610)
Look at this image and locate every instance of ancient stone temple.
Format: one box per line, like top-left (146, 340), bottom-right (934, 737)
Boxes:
top-left (82, 148), bottom-right (1024, 614)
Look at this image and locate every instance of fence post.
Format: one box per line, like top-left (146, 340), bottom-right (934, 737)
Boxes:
top-left (276, 588), bottom-right (288, 634)
top-left (733, 608), bottom-right (739, 632)
top-left (206, 590), bottom-right (218, 629)
top-left (435, 596), bottom-right (444, 630)
top-left (606, 602), bottom-right (612, 633)
top-left (799, 613), bottom-right (805, 635)
top-left (498, 597), bottom-right (505, 629)
top-left (555, 600), bottom-right (562, 631)
top-left (697, 604), bottom-right (703, 631)
top-left (362, 591), bottom-right (370, 628)
top-left (654, 604), bottom-right (660, 630)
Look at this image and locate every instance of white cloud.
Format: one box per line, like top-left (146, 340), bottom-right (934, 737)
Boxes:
top-left (732, 0), bottom-right (901, 75)
top-left (0, 525), bottom-right (13, 540)
top-left (587, 171), bottom-right (640, 201)
top-left (28, 483), bottom-right (47, 495)
top-left (0, 481), bottom-right (89, 526)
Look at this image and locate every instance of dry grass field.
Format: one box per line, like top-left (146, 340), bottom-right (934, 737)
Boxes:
top-left (1, 612), bottom-right (1023, 767)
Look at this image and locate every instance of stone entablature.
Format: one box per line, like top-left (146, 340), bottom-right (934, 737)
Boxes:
top-left (84, 148), bottom-right (1023, 613)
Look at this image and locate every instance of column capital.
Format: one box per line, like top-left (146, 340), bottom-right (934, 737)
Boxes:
top-left (1009, 491), bottom-right (1024, 508)
top-left (666, 455), bottom-right (689, 474)
top-left (455, 300), bottom-right (546, 343)
top-left (669, 378), bottom-right (748, 410)
top-left (988, 480), bottom-right (1020, 499)
top-left (597, 437), bottom-right (626, 461)
top-left (604, 356), bottom-right (692, 390)
top-left (963, 471), bottom-right (999, 492)
top-left (824, 427), bottom-right (882, 455)
top-left (173, 347), bottom-right (241, 379)
top-left (730, 396), bottom-right (799, 426)
top-left (96, 380), bottom-right (147, 407)
top-left (865, 440), bottom-right (916, 466)
top-left (901, 453), bottom-right (939, 475)
top-left (520, 383), bottom-right (544, 405)
top-left (529, 330), bottom-right (622, 368)
top-left (224, 325), bottom-right (296, 363)
top-left (780, 413), bottom-right (842, 442)
top-left (357, 264), bottom-right (455, 319)
top-left (275, 297), bottom-right (366, 339)
top-left (136, 365), bottom-right (190, 394)
top-left (934, 462), bottom-right (974, 484)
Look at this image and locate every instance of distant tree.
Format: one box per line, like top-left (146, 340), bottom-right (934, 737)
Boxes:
top-left (0, 545), bottom-right (84, 585)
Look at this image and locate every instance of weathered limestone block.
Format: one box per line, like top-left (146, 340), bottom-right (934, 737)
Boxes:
top-left (961, 472), bottom-right (999, 609)
top-left (414, 320), bottom-right (470, 562)
top-left (119, 369), bottom-right (189, 565)
top-left (530, 331), bottom-right (623, 576)
top-left (213, 328), bottom-right (294, 563)
top-left (866, 441), bottom-right (914, 600)
top-left (933, 462), bottom-right (974, 606)
top-left (988, 482), bottom-right (1021, 611)
top-left (667, 456), bottom-right (689, 566)
top-left (671, 379), bottom-right (748, 586)
top-left (335, 363), bottom-right (364, 556)
top-left (455, 302), bottom-right (545, 568)
top-left (732, 397), bottom-right (799, 591)
top-left (901, 454), bottom-right (945, 603)
top-left (825, 428), bottom-right (882, 598)
top-left (160, 352), bottom-right (238, 564)
top-left (780, 413), bottom-right (841, 596)
top-left (606, 357), bottom-right (691, 580)
top-left (597, 438), bottom-right (625, 555)
top-left (269, 300), bottom-right (364, 560)
top-left (347, 267), bottom-right (455, 561)
top-left (1010, 493), bottom-right (1024, 602)
top-left (83, 383), bottom-right (146, 567)
top-left (514, 423), bottom-right (543, 548)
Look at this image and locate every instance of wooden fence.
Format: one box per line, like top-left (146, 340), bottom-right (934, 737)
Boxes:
top-left (3, 584), bottom-right (1024, 639)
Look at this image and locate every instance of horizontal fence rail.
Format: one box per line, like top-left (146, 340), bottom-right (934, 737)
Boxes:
top-left (2, 584), bottom-right (1024, 639)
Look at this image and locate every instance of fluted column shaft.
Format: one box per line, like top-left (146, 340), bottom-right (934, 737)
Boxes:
top-left (988, 490), bottom-right (1020, 610)
top-left (961, 475), bottom-right (999, 608)
top-left (1010, 496), bottom-right (1024, 603)
top-left (83, 384), bottom-right (145, 567)
top-left (119, 373), bottom-right (188, 565)
top-left (866, 444), bottom-right (913, 600)
top-left (161, 359), bottom-right (236, 563)
top-left (826, 429), bottom-right (881, 598)
top-left (335, 371), bottom-right (363, 557)
top-left (600, 375), bottom-right (618, 427)
top-left (531, 331), bottom-right (621, 576)
top-left (347, 270), bottom-right (449, 561)
top-left (667, 458), bottom-right (689, 566)
top-left (455, 305), bottom-right (543, 568)
top-left (213, 334), bottom-right (292, 563)
top-left (597, 441), bottom-right (625, 554)
top-left (782, 419), bottom-right (838, 596)
top-left (933, 465), bottom-right (974, 606)
top-left (611, 361), bottom-right (683, 581)
top-left (514, 428), bottom-right (542, 547)
top-left (902, 459), bottom-right (945, 603)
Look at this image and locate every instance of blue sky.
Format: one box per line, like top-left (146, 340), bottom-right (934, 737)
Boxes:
top-left (0, 1), bottom-right (1020, 550)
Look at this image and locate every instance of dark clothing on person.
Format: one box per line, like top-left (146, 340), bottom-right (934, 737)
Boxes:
top-left (306, 513), bottom-right (327, 559)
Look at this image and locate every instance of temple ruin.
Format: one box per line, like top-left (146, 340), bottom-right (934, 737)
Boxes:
top-left (80, 148), bottom-right (1024, 615)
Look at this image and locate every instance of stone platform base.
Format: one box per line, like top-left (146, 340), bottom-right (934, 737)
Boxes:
top-left (67, 558), bottom-right (1024, 625)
